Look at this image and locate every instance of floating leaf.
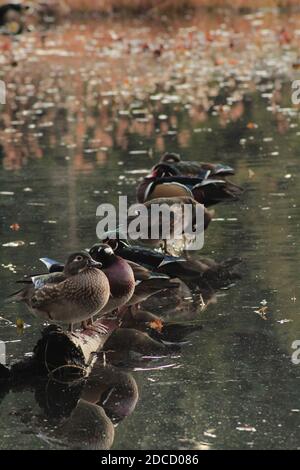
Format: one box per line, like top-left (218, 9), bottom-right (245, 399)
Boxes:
top-left (148, 319), bottom-right (163, 333)
top-left (254, 306), bottom-right (268, 320)
top-left (16, 318), bottom-right (24, 333)
top-left (10, 223), bottom-right (20, 232)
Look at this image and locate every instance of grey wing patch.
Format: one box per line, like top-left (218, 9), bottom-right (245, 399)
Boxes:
top-left (32, 272), bottom-right (66, 289)
top-left (158, 257), bottom-right (186, 267)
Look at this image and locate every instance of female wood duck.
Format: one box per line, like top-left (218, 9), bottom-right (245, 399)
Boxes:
top-left (126, 195), bottom-right (213, 253)
top-left (104, 238), bottom-right (241, 289)
top-left (6, 252), bottom-right (110, 331)
top-left (90, 243), bottom-right (179, 311)
top-left (160, 152), bottom-right (235, 178)
top-left (129, 195), bottom-right (213, 235)
top-left (136, 162), bottom-right (243, 207)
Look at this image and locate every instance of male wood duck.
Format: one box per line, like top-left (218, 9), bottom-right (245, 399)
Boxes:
top-left (6, 252), bottom-right (110, 331)
top-left (160, 152), bottom-right (235, 178)
top-left (90, 243), bottom-right (179, 311)
top-left (136, 162), bottom-right (243, 207)
top-left (104, 238), bottom-right (241, 289)
top-left (88, 244), bottom-right (135, 315)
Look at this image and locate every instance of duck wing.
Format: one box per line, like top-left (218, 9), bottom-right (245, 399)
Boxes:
top-left (39, 257), bottom-right (64, 273)
top-left (126, 261), bottom-right (152, 281)
top-left (6, 270), bottom-right (67, 304)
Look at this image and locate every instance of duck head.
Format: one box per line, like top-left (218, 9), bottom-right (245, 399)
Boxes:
top-left (160, 152), bottom-right (181, 164)
top-left (64, 252), bottom-right (101, 276)
top-left (149, 163), bottom-right (180, 178)
top-left (101, 238), bottom-right (129, 252)
top-left (89, 244), bottom-right (117, 268)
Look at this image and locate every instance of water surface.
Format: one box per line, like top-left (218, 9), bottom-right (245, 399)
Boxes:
top-left (1, 12), bottom-right (300, 450)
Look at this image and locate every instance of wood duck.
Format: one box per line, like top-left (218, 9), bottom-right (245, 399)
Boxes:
top-left (88, 244), bottom-right (135, 315)
top-left (89, 243), bottom-right (179, 310)
top-left (56, 399), bottom-right (115, 450)
top-left (129, 195), bottom-right (213, 234)
top-left (104, 238), bottom-right (241, 289)
top-left (126, 196), bottom-right (213, 253)
top-left (160, 152), bottom-right (235, 178)
top-left (136, 162), bottom-right (243, 207)
top-left (182, 250), bottom-right (242, 289)
top-left (6, 252), bottom-right (110, 331)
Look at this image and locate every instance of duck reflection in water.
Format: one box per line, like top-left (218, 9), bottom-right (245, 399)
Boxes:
top-left (33, 361), bottom-right (139, 450)
top-left (13, 296), bottom-right (209, 450)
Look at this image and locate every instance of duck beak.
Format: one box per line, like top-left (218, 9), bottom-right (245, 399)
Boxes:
top-left (89, 259), bottom-right (102, 268)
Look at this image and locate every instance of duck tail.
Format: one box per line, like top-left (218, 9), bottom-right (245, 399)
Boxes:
top-left (194, 179), bottom-right (244, 205)
top-left (143, 277), bottom-right (180, 292)
top-left (5, 287), bottom-right (26, 304)
top-left (223, 180), bottom-right (244, 199)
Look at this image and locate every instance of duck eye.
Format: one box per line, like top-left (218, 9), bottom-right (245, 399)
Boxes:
top-left (75, 255), bottom-right (83, 262)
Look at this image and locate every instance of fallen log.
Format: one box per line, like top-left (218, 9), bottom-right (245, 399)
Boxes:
top-left (0, 316), bottom-right (121, 383)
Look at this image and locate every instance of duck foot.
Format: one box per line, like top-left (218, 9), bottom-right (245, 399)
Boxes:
top-left (81, 321), bottom-right (109, 335)
top-left (102, 308), bottom-right (120, 321)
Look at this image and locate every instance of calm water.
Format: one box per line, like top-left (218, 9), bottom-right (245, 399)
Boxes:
top-left (1, 15), bottom-right (300, 450)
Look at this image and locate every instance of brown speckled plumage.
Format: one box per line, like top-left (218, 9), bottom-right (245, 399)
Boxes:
top-left (8, 252), bottom-right (111, 326)
top-left (31, 267), bottom-right (110, 322)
